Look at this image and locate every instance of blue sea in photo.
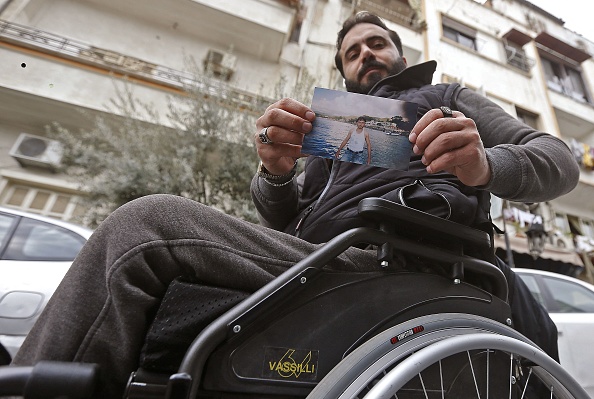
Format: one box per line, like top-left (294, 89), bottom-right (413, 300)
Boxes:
top-left (302, 118), bottom-right (413, 170)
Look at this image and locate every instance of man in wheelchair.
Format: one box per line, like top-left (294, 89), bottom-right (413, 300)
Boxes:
top-left (9, 11), bottom-right (580, 399)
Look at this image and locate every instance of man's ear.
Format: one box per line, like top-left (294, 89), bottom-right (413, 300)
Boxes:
top-left (403, 57), bottom-right (408, 66)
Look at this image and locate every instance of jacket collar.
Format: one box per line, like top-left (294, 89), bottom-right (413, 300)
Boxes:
top-left (367, 60), bottom-right (437, 96)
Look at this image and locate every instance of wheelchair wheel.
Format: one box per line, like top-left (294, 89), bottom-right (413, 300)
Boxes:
top-left (307, 313), bottom-right (589, 399)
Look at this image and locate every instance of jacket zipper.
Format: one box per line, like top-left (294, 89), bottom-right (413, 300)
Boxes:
top-left (295, 206), bottom-right (314, 237)
top-left (295, 161), bottom-right (341, 238)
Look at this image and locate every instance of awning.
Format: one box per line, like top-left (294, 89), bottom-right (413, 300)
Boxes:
top-left (502, 28), bottom-right (532, 47)
top-left (535, 32), bottom-right (591, 63)
top-left (494, 234), bottom-right (583, 265)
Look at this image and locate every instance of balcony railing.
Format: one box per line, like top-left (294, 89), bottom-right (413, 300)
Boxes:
top-left (0, 19), bottom-right (271, 113)
top-left (355, 0), bottom-right (423, 30)
top-left (504, 44), bottom-right (534, 72)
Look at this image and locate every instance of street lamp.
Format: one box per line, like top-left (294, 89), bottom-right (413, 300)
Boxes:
top-left (526, 221), bottom-right (547, 259)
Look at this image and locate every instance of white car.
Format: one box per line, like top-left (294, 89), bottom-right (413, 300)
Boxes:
top-left (515, 268), bottom-right (594, 397)
top-left (0, 207), bottom-right (93, 362)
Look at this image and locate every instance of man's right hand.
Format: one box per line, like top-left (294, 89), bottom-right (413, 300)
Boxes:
top-left (255, 98), bottom-right (316, 176)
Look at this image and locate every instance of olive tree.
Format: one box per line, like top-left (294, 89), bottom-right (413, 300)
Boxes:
top-left (50, 69), bottom-right (315, 227)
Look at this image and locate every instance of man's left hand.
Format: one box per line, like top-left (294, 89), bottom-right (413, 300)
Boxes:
top-left (409, 108), bottom-right (491, 187)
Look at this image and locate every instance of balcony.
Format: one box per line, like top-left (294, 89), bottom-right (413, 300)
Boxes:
top-left (0, 19), bottom-right (272, 123)
top-left (43, 0), bottom-right (297, 63)
top-left (504, 44), bottom-right (534, 72)
top-left (552, 96), bottom-right (594, 143)
top-left (184, 0), bottom-right (297, 62)
top-left (355, 0), bottom-right (424, 31)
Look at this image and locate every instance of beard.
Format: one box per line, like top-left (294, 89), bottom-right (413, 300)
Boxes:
top-left (345, 58), bottom-right (407, 94)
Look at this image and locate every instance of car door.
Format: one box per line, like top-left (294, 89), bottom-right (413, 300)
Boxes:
top-left (539, 275), bottom-right (594, 397)
top-left (0, 213), bottom-right (87, 357)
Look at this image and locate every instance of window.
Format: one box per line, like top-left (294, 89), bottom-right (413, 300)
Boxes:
top-left (504, 42), bottom-right (533, 72)
top-left (543, 277), bottom-right (594, 313)
top-left (518, 274), bottom-right (546, 308)
top-left (501, 28), bottom-right (533, 72)
top-left (288, 2), bottom-right (305, 43)
top-left (203, 50), bottom-right (236, 81)
top-left (5, 187), bottom-right (28, 208)
top-left (554, 212), bottom-right (570, 234)
top-left (541, 56), bottom-right (590, 103)
top-left (0, 214), bottom-right (17, 251)
top-left (2, 217), bottom-right (86, 261)
top-left (582, 219), bottom-right (594, 240)
top-left (515, 107), bottom-right (538, 129)
top-left (1, 184), bottom-right (83, 221)
top-left (288, 20), bottom-right (303, 43)
top-left (442, 16), bottom-right (476, 50)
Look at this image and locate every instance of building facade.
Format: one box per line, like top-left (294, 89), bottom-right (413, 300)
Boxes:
top-left (1, 0), bottom-right (593, 278)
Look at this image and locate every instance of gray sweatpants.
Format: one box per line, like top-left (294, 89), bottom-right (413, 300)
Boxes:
top-left (12, 194), bottom-right (378, 398)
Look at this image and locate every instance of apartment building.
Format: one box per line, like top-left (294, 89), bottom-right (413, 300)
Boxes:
top-left (419, 0), bottom-right (594, 279)
top-left (0, 0), bottom-right (593, 278)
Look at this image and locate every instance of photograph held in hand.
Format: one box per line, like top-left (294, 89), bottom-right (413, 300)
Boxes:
top-left (302, 87), bottom-right (418, 170)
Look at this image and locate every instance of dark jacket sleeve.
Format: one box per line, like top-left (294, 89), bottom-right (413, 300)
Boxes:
top-left (454, 87), bottom-right (580, 202)
top-left (250, 173), bottom-right (301, 230)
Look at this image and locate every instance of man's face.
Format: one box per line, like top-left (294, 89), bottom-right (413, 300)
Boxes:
top-left (339, 23), bottom-right (407, 94)
top-left (357, 119), bottom-right (366, 128)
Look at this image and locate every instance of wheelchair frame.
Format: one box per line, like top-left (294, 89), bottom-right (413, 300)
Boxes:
top-left (157, 199), bottom-right (505, 396)
top-left (0, 198), bottom-right (589, 399)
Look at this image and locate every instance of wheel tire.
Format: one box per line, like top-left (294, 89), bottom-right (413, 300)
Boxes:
top-left (308, 313), bottom-right (587, 399)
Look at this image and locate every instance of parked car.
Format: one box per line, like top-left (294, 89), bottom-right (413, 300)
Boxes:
top-left (0, 207), bottom-right (93, 362)
top-left (515, 268), bottom-right (594, 397)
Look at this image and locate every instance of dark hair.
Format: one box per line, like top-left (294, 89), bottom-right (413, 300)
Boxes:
top-left (334, 11), bottom-right (403, 77)
top-left (356, 116), bottom-right (366, 122)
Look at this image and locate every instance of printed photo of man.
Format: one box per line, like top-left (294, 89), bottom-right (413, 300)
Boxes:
top-left (335, 116), bottom-right (372, 164)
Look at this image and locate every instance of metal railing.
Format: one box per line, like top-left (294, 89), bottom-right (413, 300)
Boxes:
top-left (504, 44), bottom-right (534, 72)
top-left (0, 19), bottom-right (271, 112)
top-left (355, 0), bottom-right (422, 30)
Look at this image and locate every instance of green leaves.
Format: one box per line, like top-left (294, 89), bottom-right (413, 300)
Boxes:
top-left (49, 80), bottom-right (262, 226)
top-left (49, 68), bottom-right (316, 227)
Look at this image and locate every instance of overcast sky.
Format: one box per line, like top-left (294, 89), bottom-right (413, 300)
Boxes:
top-left (530, 0), bottom-right (594, 43)
top-left (312, 88), bottom-right (417, 120)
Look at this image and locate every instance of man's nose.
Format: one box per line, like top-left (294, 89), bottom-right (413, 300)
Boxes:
top-left (360, 44), bottom-right (376, 62)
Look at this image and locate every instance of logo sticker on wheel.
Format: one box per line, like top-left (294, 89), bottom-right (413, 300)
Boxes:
top-left (263, 347), bottom-right (319, 381)
top-left (390, 325), bottom-right (424, 344)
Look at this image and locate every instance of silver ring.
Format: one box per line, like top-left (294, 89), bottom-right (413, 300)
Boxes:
top-left (259, 127), bottom-right (273, 144)
top-left (440, 106), bottom-right (453, 118)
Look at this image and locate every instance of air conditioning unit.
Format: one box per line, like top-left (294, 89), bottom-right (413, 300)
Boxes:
top-left (204, 49), bottom-right (237, 81)
top-left (9, 133), bottom-right (63, 170)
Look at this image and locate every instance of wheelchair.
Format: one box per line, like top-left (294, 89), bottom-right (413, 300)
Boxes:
top-left (0, 198), bottom-right (589, 399)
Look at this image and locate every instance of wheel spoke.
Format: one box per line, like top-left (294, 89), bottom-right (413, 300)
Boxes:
top-left (418, 372), bottom-right (429, 399)
top-left (509, 353), bottom-right (513, 399)
top-left (486, 349), bottom-right (490, 399)
top-left (467, 351), bottom-right (481, 398)
top-left (439, 360), bottom-right (444, 399)
top-left (520, 367), bottom-right (532, 399)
